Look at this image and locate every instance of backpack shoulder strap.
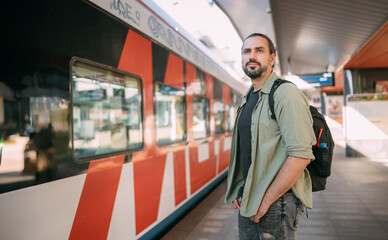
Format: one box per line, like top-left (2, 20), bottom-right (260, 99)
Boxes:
top-left (269, 79), bottom-right (291, 120)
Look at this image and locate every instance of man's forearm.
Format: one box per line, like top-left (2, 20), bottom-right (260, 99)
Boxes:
top-left (251, 156), bottom-right (310, 222)
top-left (262, 156), bottom-right (310, 207)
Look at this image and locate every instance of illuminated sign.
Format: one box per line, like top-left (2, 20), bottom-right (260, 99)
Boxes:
top-left (299, 72), bottom-right (334, 88)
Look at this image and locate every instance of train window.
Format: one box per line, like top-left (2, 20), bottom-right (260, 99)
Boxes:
top-left (0, 134), bottom-right (2, 163)
top-left (213, 101), bottom-right (225, 134)
top-left (154, 83), bottom-right (186, 145)
top-left (226, 104), bottom-right (236, 132)
top-left (193, 97), bottom-right (210, 139)
top-left (71, 59), bottom-right (143, 161)
top-left (195, 69), bottom-right (207, 96)
top-left (226, 91), bottom-right (241, 132)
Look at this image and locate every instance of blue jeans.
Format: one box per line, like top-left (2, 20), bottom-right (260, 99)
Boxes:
top-left (238, 192), bottom-right (304, 240)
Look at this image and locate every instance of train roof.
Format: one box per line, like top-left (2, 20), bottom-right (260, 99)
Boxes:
top-left (88, 0), bottom-right (248, 95)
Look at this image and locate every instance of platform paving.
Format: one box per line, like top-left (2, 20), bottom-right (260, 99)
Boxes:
top-left (162, 145), bottom-right (388, 240)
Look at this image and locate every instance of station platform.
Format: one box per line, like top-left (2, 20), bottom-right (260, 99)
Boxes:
top-left (162, 145), bottom-right (388, 240)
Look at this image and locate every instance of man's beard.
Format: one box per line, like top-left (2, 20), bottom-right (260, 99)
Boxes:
top-left (243, 61), bottom-right (268, 79)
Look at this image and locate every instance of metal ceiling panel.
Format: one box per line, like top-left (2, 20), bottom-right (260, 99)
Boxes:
top-left (215, 0), bottom-right (388, 75)
top-left (215, 0), bottom-right (275, 40)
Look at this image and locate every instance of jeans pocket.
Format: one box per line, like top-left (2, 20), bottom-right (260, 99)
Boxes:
top-left (258, 197), bottom-right (283, 239)
top-left (293, 198), bottom-right (304, 228)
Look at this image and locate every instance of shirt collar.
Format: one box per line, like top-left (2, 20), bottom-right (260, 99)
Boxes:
top-left (261, 71), bottom-right (280, 94)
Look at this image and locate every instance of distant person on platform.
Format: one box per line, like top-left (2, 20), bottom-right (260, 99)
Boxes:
top-left (225, 33), bottom-right (316, 240)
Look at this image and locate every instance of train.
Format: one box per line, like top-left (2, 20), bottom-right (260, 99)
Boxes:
top-left (0, 0), bottom-right (247, 239)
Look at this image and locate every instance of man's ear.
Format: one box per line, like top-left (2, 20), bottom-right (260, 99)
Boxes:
top-left (270, 53), bottom-right (275, 64)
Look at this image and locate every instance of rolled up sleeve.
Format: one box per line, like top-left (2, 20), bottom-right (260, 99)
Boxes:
top-left (274, 84), bottom-right (316, 160)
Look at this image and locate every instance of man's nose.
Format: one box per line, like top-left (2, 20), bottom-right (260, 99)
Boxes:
top-left (249, 52), bottom-right (257, 60)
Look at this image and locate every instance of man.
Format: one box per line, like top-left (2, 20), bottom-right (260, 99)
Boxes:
top-left (225, 33), bottom-right (316, 240)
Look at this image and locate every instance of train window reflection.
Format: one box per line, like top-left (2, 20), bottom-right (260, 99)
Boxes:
top-left (214, 101), bottom-right (225, 134)
top-left (193, 97), bottom-right (210, 139)
top-left (71, 59), bottom-right (143, 161)
top-left (154, 84), bottom-right (186, 145)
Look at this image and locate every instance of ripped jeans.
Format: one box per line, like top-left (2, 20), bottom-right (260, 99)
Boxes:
top-left (238, 192), bottom-right (304, 240)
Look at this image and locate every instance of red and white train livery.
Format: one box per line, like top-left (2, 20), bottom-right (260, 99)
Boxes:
top-left (0, 0), bottom-right (246, 239)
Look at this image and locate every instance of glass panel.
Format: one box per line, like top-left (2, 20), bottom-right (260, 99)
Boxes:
top-left (345, 93), bottom-right (388, 159)
top-left (71, 60), bottom-right (142, 160)
top-left (155, 84), bottom-right (186, 145)
top-left (193, 97), bottom-right (210, 139)
top-left (214, 101), bottom-right (225, 134)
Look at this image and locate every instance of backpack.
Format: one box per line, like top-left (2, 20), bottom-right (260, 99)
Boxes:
top-left (269, 79), bottom-right (335, 192)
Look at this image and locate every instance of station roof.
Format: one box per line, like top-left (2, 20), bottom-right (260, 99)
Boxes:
top-left (214, 0), bottom-right (388, 76)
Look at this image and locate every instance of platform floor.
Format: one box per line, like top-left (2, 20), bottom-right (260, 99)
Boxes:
top-left (162, 145), bottom-right (388, 240)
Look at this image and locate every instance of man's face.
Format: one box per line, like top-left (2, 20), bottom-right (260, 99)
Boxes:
top-left (241, 36), bottom-right (275, 79)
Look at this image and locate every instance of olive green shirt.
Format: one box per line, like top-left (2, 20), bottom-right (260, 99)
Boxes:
top-left (225, 71), bottom-right (316, 217)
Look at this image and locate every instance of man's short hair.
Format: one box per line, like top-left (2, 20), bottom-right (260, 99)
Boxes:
top-left (243, 33), bottom-right (277, 56)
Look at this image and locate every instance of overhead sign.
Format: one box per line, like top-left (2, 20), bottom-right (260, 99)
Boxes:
top-left (298, 72), bottom-right (335, 88)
